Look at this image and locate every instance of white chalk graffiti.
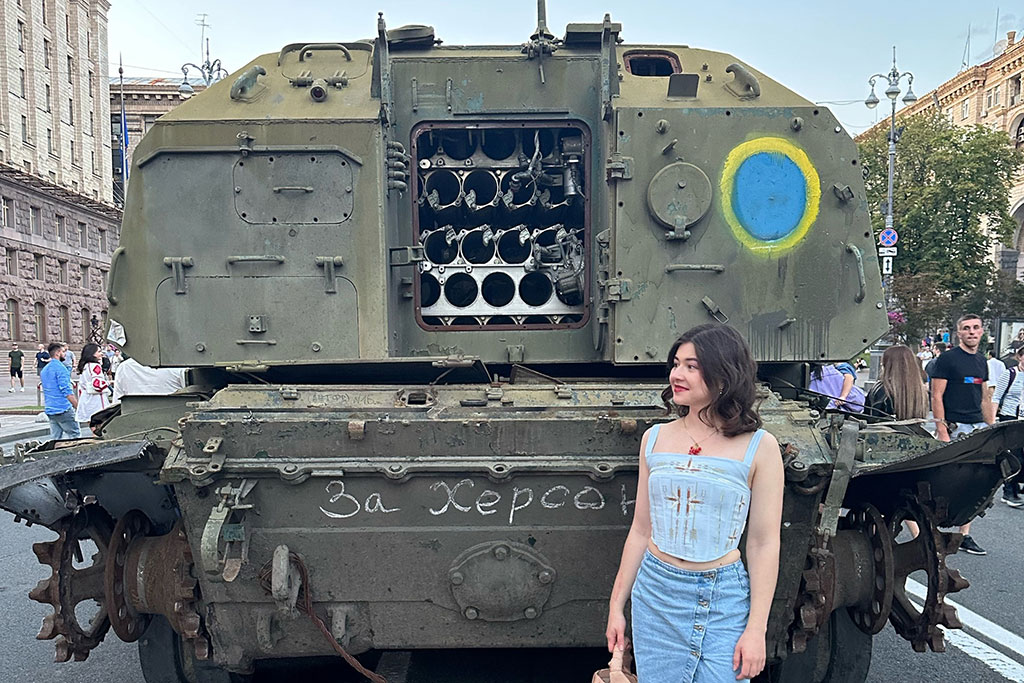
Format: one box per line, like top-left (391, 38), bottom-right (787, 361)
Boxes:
top-left (319, 478), bottom-right (632, 524)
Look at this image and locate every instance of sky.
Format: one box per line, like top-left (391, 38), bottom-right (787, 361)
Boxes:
top-left (107, 0), bottom-right (1023, 135)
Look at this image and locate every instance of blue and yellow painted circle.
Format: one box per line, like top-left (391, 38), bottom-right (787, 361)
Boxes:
top-left (720, 137), bottom-right (820, 257)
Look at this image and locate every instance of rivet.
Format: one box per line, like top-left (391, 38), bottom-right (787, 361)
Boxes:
top-left (677, 180), bottom-right (687, 189)
top-left (464, 607), bottom-right (479, 620)
top-left (388, 464), bottom-right (402, 473)
top-left (493, 545), bottom-right (509, 560)
top-left (791, 461), bottom-right (806, 470)
top-left (876, 302), bottom-right (884, 309)
top-left (311, 342), bottom-right (322, 352)
top-left (195, 343), bottom-right (206, 352)
top-left (234, 186), bottom-right (241, 194)
top-left (538, 570), bottom-right (554, 584)
top-left (283, 464), bottom-right (297, 473)
top-left (450, 571), bottom-right (464, 586)
top-left (524, 607), bottom-right (538, 619)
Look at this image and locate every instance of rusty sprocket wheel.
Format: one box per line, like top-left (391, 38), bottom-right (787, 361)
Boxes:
top-left (29, 505), bottom-right (115, 662)
top-left (888, 483), bottom-right (968, 653)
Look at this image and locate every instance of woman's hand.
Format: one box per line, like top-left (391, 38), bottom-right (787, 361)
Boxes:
top-left (732, 627), bottom-right (766, 680)
top-left (605, 608), bottom-right (627, 653)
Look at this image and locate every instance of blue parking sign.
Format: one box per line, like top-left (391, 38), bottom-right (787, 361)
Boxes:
top-left (879, 228), bottom-right (899, 247)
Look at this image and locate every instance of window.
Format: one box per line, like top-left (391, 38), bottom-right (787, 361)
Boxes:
top-left (46, 129), bottom-right (53, 154)
top-left (70, 140), bottom-right (76, 164)
top-left (99, 269), bottom-right (107, 290)
top-left (80, 263), bottom-right (89, 287)
top-left (58, 260), bottom-right (67, 285)
top-left (88, 110), bottom-right (93, 135)
top-left (48, 171), bottom-right (55, 182)
top-left (67, 56), bottom-right (73, 84)
top-left (91, 151), bottom-right (96, 173)
top-left (43, 39), bottom-right (50, 68)
top-left (17, 21), bottom-right (25, 51)
top-left (30, 207), bottom-right (41, 235)
top-left (986, 90), bottom-right (992, 109)
top-left (21, 116), bottom-right (28, 143)
top-left (143, 114), bottom-right (158, 133)
top-left (88, 71), bottom-right (94, 98)
top-left (6, 300), bottom-right (20, 341)
top-left (42, 0), bottom-right (47, 24)
top-left (58, 306), bottom-right (69, 341)
top-left (45, 84), bottom-right (51, 112)
top-left (961, 99), bottom-right (970, 119)
top-left (81, 308), bottom-right (90, 342)
top-left (65, 14), bottom-right (70, 41)
top-left (994, 85), bottom-right (1000, 107)
top-left (1, 198), bottom-right (10, 228)
top-left (34, 302), bottom-right (46, 341)
top-left (6, 249), bottom-right (16, 275)
top-left (78, 222), bottom-right (87, 247)
top-left (68, 98), bottom-right (74, 125)
top-left (34, 254), bottom-right (44, 280)
top-left (1016, 118), bottom-right (1024, 149)
top-left (98, 228), bottom-right (107, 253)
top-left (56, 215), bottom-right (65, 241)
top-left (19, 69), bottom-right (26, 98)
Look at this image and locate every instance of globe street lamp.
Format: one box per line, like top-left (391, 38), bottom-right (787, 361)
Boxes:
top-left (866, 46), bottom-right (918, 233)
top-left (179, 37), bottom-right (228, 99)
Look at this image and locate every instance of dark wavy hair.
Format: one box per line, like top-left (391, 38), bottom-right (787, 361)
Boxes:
top-left (78, 343), bottom-right (100, 374)
top-left (660, 324), bottom-right (762, 437)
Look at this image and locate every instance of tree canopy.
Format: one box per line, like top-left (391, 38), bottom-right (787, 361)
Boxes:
top-left (857, 113), bottom-right (1024, 339)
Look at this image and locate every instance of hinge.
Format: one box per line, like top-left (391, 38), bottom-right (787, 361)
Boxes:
top-left (314, 256), bottom-right (344, 293)
top-left (389, 246), bottom-right (425, 267)
top-left (606, 153), bottom-right (633, 181)
top-left (163, 257), bottom-right (194, 295)
top-left (603, 277), bottom-right (633, 302)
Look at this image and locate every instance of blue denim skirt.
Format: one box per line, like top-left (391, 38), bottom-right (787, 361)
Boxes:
top-left (631, 551), bottom-right (750, 683)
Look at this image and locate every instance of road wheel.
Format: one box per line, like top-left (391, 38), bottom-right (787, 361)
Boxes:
top-left (762, 608), bottom-right (872, 683)
top-left (138, 615), bottom-right (252, 683)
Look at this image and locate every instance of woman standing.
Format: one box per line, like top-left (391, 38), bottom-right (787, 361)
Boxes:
top-left (866, 345), bottom-right (928, 420)
top-left (606, 324), bottom-right (784, 682)
top-left (76, 343), bottom-right (110, 424)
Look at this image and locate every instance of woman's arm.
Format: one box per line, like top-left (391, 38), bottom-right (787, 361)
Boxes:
top-left (837, 371), bottom-right (855, 402)
top-left (606, 428), bottom-right (654, 652)
top-left (733, 431), bottom-right (783, 680)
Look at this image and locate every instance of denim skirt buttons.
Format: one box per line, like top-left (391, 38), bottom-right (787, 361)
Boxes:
top-left (631, 551), bottom-right (751, 682)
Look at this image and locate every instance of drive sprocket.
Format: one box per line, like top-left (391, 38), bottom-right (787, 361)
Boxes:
top-left (28, 505), bottom-right (115, 662)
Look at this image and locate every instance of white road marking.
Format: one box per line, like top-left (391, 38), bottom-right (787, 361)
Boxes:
top-left (906, 579), bottom-right (1024, 681)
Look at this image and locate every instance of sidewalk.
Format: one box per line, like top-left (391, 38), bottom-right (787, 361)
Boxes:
top-left (0, 363), bottom-right (79, 442)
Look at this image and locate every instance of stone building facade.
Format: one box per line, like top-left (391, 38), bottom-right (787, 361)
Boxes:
top-left (863, 31), bottom-right (1024, 277)
top-left (0, 163), bottom-right (119, 345)
top-left (0, 0), bottom-right (112, 202)
top-left (0, 0), bottom-right (118, 348)
top-left (110, 77), bottom-right (204, 205)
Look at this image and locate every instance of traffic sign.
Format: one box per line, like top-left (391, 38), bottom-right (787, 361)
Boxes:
top-left (878, 247), bottom-right (898, 257)
top-left (879, 229), bottom-right (899, 247)
top-left (881, 256), bottom-right (893, 274)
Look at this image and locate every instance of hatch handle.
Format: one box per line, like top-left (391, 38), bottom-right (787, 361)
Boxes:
top-left (725, 63), bottom-right (761, 99)
top-left (227, 255), bottom-right (286, 264)
top-left (272, 186), bottom-right (314, 194)
top-left (278, 43), bottom-right (352, 66)
top-left (162, 256), bottom-right (194, 295)
top-left (846, 244), bottom-right (866, 303)
top-left (230, 65), bottom-right (266, 101)
top-left (665, 264), bottom-right (726, 274)
top-left (107, 246), bottom-right (126, 305)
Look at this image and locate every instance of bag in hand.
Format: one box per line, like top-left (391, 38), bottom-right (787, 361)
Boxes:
top-left (591, 647), bottom-right (638, 683)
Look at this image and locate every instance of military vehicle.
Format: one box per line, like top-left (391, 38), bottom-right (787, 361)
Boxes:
top-left (1, 3), bottom-right (1020, 682)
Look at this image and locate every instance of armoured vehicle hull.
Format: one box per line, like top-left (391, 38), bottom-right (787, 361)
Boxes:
top-left (2, 6), bottom-right (1021, 683)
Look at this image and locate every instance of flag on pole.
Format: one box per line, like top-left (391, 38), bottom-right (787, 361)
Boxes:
top-left (119, 55), bottom-right (129, 187)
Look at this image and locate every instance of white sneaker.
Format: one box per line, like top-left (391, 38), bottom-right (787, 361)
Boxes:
top-left (19, 386), bottom-right (25, 392)
top-left (7, 387), bottom-right (12, 392)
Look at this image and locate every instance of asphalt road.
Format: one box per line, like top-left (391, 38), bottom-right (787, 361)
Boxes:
top-left (2, 439), bottom-right (1024, 682)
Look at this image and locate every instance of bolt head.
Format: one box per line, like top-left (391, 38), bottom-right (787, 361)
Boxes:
top-left (464, 606), bottom-right (479, 620)
top-left (538, 569), bottom-right (554, 584)
top-left (493, 545), bottom-right (509, 560)
top-left (524, 607), bottom-right (538, 619)
top-left (450, 571), bottom-right (464, 586)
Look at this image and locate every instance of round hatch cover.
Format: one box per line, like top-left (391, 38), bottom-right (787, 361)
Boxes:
top-left (646, 162), bottom-right (713, 230)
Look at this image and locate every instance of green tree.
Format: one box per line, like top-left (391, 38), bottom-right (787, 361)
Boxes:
top-left (857, 114), bottom-right (1024, 304)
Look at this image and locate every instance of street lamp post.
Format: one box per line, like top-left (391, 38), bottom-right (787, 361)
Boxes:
top-left (865, 47), bottom-right (916, 380)
top-left (179, 37), bottom-right (228, 98)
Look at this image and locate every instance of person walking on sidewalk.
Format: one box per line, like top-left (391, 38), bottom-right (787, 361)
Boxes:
top-left (8, 342), bottom-right (25, 392)
top-left (992, 346), bottom-right (1024, 509)
top-left (931, 314), bottom-right (994, 555)
top-left (39, 342), bottom-right (79, 440)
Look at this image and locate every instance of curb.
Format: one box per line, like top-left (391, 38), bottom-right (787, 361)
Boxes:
top-left (0, 426), bottom-right (52, 442)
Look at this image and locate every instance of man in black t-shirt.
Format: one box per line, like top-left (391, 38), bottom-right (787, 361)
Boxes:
top-left (930, 314), bottom-right (993, 556)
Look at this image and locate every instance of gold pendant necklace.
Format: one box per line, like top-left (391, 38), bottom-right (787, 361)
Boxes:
top-left (681, 418), bottom-right (717, 455)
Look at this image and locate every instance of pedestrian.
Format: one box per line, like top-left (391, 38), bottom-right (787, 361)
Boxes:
top-left (8, 342), bottom-right (25, 392)
top-left (39, 342), bottom-right (80, 440)
top-left (991, 346), bottom-right (1024, 508)
top-left (34, 343), bottom-right (49, 373)
top-left (808, 362), bottom-right (866, 412)
top-left (930, 314), bottom-right (993, 555)
top-left (866, 345), bottom-right (928, 420)
top-left (987, 350), bottom-right (1005, 395)
top-left (109, 348), bottom-right (122, 378)
top-left (61, 344), bottom-right (75, 373)
top-left (925, 341), bottom-right (947, 379)
top-left (606, 324), bottom-right (783, 682)
top-left (75, 343), bottom-right (110, 426)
